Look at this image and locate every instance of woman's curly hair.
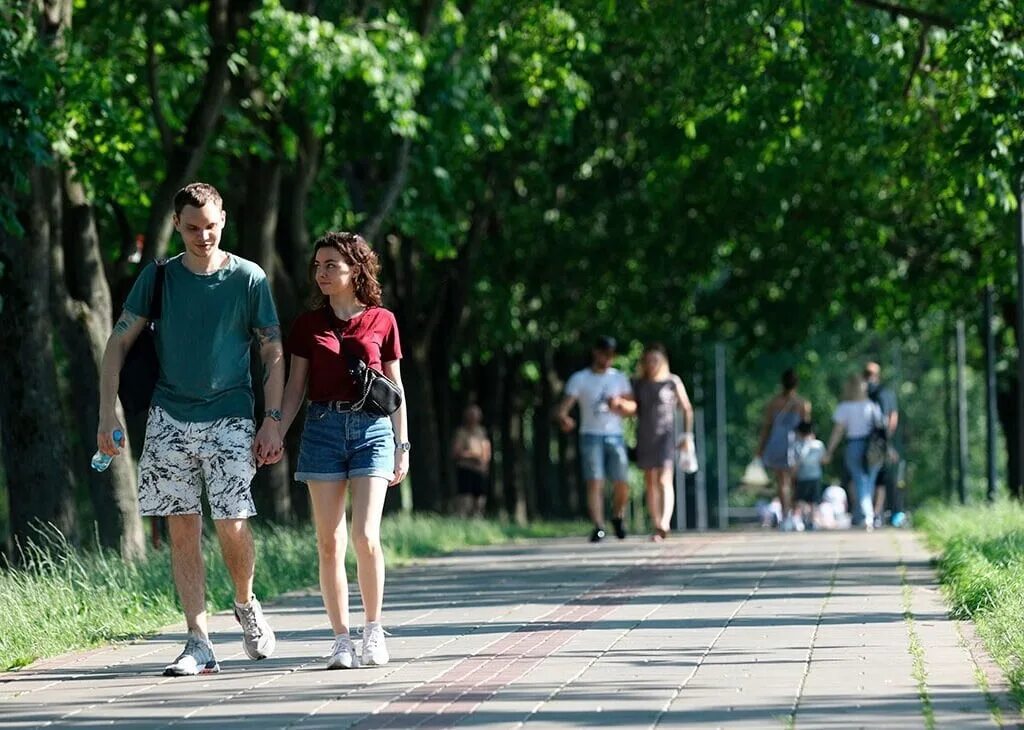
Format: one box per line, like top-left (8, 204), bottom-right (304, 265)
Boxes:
top-left (308, 231), bottom-right (383, 308)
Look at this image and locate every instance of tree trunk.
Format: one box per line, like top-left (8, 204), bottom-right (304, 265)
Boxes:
top-left (0, 167), bottom-right (78, 555)
top-left (554, 348), bottom-right (583, 515)
top-left (140, 0), bottom-right (256, 263)
top-left (279, 123), bottom-right (320, 306)
top-left (429, 338), bottom-right (455, 511)
top-left (404, 341), bottom-right (443, 512)
top-left (273, 134), bottom-right (317, 522)
top-left (478, 356), bottom-right (506, 519)
top-left (532, 344), bottom-right (558, 518)
top-left (53, 175), bottom-right (145, 559)
top-left (997, 377), bottom-right (1020, 500)
top-left (998, 302), bottom-right (1021, 499)
top-left (500, 352), bottom-right (528, 525)
top-left (236, 153), bottom-right (293, 523)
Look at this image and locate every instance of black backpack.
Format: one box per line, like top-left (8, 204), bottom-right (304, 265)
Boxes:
top-left (118, 260), bottom-right (167, 414)
top-left (864, 386), bottom-right (889, 470)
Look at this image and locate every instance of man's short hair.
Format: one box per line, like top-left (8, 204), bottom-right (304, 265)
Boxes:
top-left (174, 183), bottom-right (223, 215)
top-left (797, 421), bottom-right (814, 436)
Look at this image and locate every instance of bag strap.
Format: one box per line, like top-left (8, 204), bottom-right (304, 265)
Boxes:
top-left (150, 259), bottom-right (168, 321)
top-left (328, 317), bottom-right (374, 407)
top-left (328, 317), bottom-right (364, 372)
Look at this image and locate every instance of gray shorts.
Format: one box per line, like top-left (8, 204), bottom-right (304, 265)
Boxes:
top-left (137, 406), bottom-right (257, 520)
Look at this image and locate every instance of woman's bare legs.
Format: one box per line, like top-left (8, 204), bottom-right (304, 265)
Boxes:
top-left (308, 480), bottom-right (350, 635)
top-left (349, 476), bottom-right (390, 623)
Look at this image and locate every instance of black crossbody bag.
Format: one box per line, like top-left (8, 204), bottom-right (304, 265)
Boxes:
top-left (331, 322), bottom-right (403, 418)
top-left (119, 260), bottom-right (167, 414)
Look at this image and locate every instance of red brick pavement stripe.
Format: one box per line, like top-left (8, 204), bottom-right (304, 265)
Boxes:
top-left (352, 537), bottom-right (712, 729)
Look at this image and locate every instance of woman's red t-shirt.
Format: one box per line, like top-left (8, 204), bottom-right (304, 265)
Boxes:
top-left (287, 306), bottom-right (402, 402)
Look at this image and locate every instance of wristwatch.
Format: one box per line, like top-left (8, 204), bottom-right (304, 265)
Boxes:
top-left (264, 409), bottom-right (282, 422)
top-left (396, 441), bottom-right (412, 453)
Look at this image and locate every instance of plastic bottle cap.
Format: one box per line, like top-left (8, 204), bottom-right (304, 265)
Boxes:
top-left (113, 429), bottom-right (124, 446)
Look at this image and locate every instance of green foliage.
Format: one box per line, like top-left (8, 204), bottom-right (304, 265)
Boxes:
top-left (0, 516), bottom-right (586, 671)
top-left (917, 502), bottom-right (1024, 703)
top-left (0, 6), bottom-right (52, 234)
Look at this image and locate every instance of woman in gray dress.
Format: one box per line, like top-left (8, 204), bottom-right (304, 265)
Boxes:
top-left (756, 369), bottom-right (812, 531)
top-left (632, 344), bottom-right (694, 541)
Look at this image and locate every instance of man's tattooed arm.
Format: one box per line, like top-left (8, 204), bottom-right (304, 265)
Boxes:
top-left (255, 325), bottom-right (285, 416)
top-left (255, 325), bottom-right (282, 347)
top-left (113, 310), bottom-right (142, 338)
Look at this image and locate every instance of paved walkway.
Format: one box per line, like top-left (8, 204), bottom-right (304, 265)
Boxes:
top-left (1, 530), bottom-right (1017, 728)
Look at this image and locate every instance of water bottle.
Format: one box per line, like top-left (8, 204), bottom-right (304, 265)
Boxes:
top-left (91, 430), bottom-right (124, 472)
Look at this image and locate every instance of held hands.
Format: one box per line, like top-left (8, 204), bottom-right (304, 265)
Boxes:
top-left (97, 416), bottom-right (126, 457)
top-left (253, 419), bottom-right (284, 466)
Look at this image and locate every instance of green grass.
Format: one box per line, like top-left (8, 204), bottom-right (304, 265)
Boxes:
top-left (0, 515), bottom-right (586, 671)
top-left (916, 501), bottom-right (1024, 706)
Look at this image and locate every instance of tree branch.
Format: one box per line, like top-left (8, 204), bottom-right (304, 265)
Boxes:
top-left (902, 26), bottom-right (929, 99)
top-left (146, 32), bottom-right (174, 156)
top-left (359, 136), bottom-right (412, 244)
top-left (850, 0), bottom-right (955, 29)
top-left (418, 0), bottom-right (440, 36)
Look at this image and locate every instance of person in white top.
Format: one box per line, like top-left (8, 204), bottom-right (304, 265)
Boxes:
top-left (556, 336), bottom-right (634, 543)
top-left (823, 374), bottom-right (884, 530)
top-left (792, 421), bottom-right (825, 528)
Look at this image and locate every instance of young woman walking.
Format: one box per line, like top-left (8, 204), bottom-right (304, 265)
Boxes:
top-left (280, 232), bottom-right (409, 669)
top-left (632, 344), bottom-right (694, 541)
top-left (756, 369), bottom-right (811, 531)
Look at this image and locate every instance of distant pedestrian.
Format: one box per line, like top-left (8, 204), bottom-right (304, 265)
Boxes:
top-left (630, 343), bottom-right (694, 541)
top-left (756, 369), bottom-right (811, 531)
top-left (557, 336), bottom-right (634, 542)
top-left (823, 374), bottom-right (884, 530)
top-left (865, 362), bottom-right (904, 527)
top-left (792, 421), bottom-right (825, 529)
top-left (451, 405), bottom-right (491, 518)
top-left (279, 231), bottom-right (409, 669)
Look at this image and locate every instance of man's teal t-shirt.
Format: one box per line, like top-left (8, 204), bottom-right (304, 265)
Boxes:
top-left (124, 253), bottom-right (279, 423)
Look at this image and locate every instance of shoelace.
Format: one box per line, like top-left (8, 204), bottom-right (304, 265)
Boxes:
top-left (363, 626), bottom-right (387, 654)
top-left (331, 635), bottom-right (354, 656)
top-left (237, 604), bottom-right (264, 639)
top-left (179, 636), bottom-right (209, 662)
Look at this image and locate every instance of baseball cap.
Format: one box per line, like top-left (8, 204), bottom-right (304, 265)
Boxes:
top-left (593, 335), bottom-right (617, 352)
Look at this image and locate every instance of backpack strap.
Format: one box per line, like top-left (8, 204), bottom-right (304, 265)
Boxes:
top-left (150, 259), bottom-right (168, 321)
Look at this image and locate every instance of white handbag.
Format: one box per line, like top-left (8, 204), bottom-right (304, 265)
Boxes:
top-left (741, 456), bottom-right (771, 486)
top-left (677, 434), bottom-right (699, 474)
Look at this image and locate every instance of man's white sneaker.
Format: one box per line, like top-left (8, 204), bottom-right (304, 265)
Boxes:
top-left (361, 623), bottom-right (390, 667)
top-left (326, 634), bottom-right (359, 670)
top-left (163, 635), bottom-right (220, 676)
top-left (234, 596), bottom-right (276, 660)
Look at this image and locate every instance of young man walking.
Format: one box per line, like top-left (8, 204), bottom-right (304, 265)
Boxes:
top-left (557, 336), bottom-right (634, 542)
top-left (97, 183), bottom-right (285, 676)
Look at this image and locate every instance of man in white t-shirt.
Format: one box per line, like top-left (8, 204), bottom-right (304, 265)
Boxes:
top-left (557, 336), bottom-right (634, 542)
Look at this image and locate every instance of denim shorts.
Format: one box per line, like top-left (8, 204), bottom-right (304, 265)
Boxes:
top-left (580, 433), bottom-right (629, 483)
top-left (294, 404), bottom-right (395, 483)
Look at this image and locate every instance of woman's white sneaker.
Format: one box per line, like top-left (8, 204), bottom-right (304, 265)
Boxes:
top-left (326, 634), bottom-right (359, 669)
top-left (361, 623), bottom-right (390, 666)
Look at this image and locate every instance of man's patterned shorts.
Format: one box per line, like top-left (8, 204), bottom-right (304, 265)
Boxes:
top-left (137, 406), bottom-right (257, 520)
